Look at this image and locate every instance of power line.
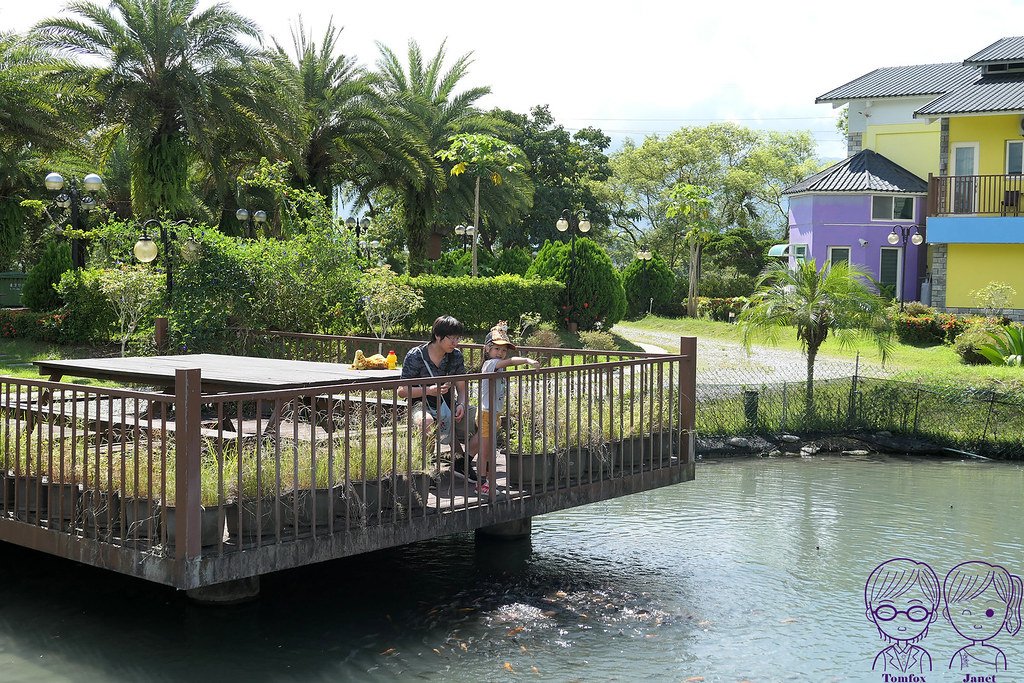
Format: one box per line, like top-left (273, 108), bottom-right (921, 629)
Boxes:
top-left (561, 115), bottom-right (837, 122)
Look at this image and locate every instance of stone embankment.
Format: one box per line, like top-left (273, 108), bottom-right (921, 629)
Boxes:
top-left (697, 432), bottom-right (974, 459)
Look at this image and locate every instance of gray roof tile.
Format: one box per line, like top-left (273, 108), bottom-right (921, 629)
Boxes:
top-left (965, 36), bottom-right (1024, 64)
top-left (915, 75), bottom-right (1024, 116)
top-left (783, 150), bottom-right (927, 195)
top-left (816, 62), bottom-right (979, 102)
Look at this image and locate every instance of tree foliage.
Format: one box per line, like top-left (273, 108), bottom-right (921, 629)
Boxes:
top-left (34, 0), bottom-right (293, 217)
top-left (97, 265), bottom-right (162, 356)
top-left (491, 105), bottom-right (611, 248)
top-left (358, 265), bottom-right (424, 340)
top-left (599, 123), bottom-right (820, 268)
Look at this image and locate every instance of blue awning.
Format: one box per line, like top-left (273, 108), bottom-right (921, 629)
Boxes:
top-left (767, 244), bottom-right (791, 257)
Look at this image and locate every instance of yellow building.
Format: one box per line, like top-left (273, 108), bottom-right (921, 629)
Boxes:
top-left (817, 37), bottom-right (1024, 318)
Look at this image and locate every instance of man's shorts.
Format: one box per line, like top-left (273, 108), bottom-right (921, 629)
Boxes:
top-left (409, 400), bottom-right (476, 444)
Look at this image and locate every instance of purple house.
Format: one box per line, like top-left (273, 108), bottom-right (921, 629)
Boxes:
top-left (780, 149), bottom-right (928, 302)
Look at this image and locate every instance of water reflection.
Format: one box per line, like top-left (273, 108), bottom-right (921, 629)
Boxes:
top-left (0, 454), bottom-right (1020, 681)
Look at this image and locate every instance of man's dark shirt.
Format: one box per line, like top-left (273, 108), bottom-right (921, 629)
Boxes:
top-left (400, 343), bottom-right (466, 411)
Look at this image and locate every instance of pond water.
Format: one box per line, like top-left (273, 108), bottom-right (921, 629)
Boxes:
top-left (0, 454), bottom-right (1022, 682)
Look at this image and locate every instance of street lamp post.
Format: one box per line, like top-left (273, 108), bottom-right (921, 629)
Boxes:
top-left (44, 172), bottom-right (103, 268)
top-left (133, 219), bottom-right (200, 302)
top-left (887, 224), bottom-right (925, 311)
top-left (637, 245), bottom-right (653, 315)
top-left (235, 207), bottom-right (268, 238)
top-left (346, 216), bottom-right (373, 266)
top-left (455, 223), bottom-right (472, 253)
top-left (555, 209), bottom-right (592, 329)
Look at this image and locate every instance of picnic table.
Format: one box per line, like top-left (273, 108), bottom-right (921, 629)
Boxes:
top-left (35, 353), bottom-right (399, 393)
top-left (29, 354), bottom-right (402, 438)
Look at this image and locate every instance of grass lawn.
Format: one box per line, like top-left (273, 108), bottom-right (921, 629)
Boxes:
top-left (616, 315), bottom-right (1024, 394)
top-left (0, 339), bottom-right (117, 384)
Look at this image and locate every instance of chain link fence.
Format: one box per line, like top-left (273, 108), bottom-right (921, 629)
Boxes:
top-left (696, 356), bottom-right (1024, 459)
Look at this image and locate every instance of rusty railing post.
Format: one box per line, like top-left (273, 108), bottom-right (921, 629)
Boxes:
top-left (174, 368), bottom-right (202, 587)
top-left (155, 317), bottom-right (168, 353)
top-left (679, 337), bottom-right (697, 465)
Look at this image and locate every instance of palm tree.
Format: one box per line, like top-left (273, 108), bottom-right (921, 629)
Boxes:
top-left (34, 0), bottom-right (289, 217)
top-left (0, 32), bottom-right (92, 268)
top-left (738, 258), bottom-right (893, 414)
top-left (374, 40), bottom-right (508, 274)
top-left (264, 21), bottom-right (427, 205)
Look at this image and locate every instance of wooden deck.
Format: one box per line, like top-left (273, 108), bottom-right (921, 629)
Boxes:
top-left (0, 337), bottom-right (697, 592)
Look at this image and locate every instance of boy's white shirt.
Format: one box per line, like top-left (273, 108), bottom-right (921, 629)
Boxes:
top-left (480, 358), bottom-right (507, 412)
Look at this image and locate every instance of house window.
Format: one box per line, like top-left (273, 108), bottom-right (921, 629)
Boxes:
top-left (872, 196), bottom-right (915, 221)
top-left (828, 246), bottom-right (850, 265)
top-left (1008, 141), bottom-right (1023, 175)
top-left (879, 247), bottom-right (901, 300)
top-left (791, 244), bottom-right (807, 263)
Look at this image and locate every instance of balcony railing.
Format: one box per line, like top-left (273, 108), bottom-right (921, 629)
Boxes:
top-left (928, 173), bottom-right (1024, 217)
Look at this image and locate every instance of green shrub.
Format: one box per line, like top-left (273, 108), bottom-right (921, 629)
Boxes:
top-left (55, 268), bottom-right (117, 343)
top-left (525, 238), bottom-right (626, 330)
top-left (696, 297), bottom-right (748, 322)
top-left (579, 330), bottom-right (616, 350)
top-left (0, 308), bottom-right (66, 342)
top-left (23, 241), bottom-right (72, 312)
top-left (700, 267), bottom-right (757, 299)
top-left (954, 321), bottom-right (1004, 365)
top-left (403, 274), bottom-right (562, 332)
top-left (525, 323), bottom-right (562, 349)
top-left (902, 301), bottom-right (935, 317)
top-left (893, 314), bottom-right (944, 345)
top-left (494, 246), bottom-right (532, 276)
top-left (622, 254), bottom-right (675, 319)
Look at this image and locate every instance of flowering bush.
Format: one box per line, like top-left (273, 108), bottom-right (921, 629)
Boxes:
top-left (0, 308), bottom-right (67, 342)
top-left (696, 297), bottom-right (748, 322)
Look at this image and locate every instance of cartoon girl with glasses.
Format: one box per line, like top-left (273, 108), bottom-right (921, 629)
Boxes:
top-left (944, 560), bottom-right (1022, 672)
top-left (865, 558), bottom-right (942, 673)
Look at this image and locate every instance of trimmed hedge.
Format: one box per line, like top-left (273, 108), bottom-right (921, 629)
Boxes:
top-left (402, 274), bottom-right (563, 332)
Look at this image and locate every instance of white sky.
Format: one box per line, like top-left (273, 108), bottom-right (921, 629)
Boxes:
top-left (2, 0), bottom-right (1020, 160)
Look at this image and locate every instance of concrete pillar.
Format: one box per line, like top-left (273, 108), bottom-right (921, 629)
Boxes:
top-left (930, 244), bottom-right (948, 309)
top-left (476, 517), bottom-right (532, 540)
top-left (186, 576), bottom-right (260, 604)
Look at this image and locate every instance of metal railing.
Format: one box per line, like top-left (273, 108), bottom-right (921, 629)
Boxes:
top-left (928, 173), bottom-right (1024, 216)
top-left (0, 335), bottom-right (696, 589)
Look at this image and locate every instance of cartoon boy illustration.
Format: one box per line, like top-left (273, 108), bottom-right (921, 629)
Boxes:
top-left (865, 558), bottom-right (941, 673)
top-left (944, 560), bottom-right (1023, 672)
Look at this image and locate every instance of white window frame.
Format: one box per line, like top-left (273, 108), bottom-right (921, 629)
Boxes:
top-left (791, 244), bottom-right (808, 264)
top-left (871, 195), bottom-right (916, 222)
top-left (880, 247), bottom-right (903, 300)
top-left (1007, 140), bottom-right (1024, 175)
top-left (827, 246), bottom-right (851, 265)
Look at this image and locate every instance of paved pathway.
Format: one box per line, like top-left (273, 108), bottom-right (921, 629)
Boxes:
top-left (613, 324), bottom-right (890, 385)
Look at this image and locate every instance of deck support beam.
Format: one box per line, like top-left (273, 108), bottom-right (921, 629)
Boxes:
top-left (186, 576), bottom-right (260, 604)
top-left (476, 517), bottom-right (532, 540)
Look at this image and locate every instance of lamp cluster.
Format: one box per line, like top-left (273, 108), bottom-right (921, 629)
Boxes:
top-left (44, 172), bottom-right (104, 268)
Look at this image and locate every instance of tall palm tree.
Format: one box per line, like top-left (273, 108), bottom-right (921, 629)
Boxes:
top-left (34, 0), bottom-right (290, 217)
top-left (374, 40), bottom-right (508, 274)
top-left (738, 259), bottom-right (893, 414)
top-left (0, 32), bottom-right (92, 268)
top-left (264, 21), bottom-right (427, 205)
